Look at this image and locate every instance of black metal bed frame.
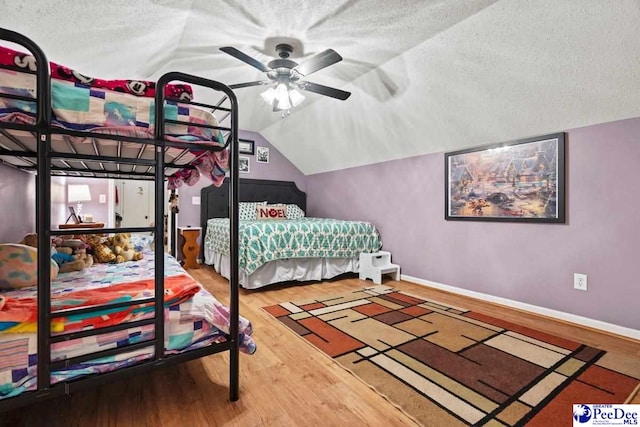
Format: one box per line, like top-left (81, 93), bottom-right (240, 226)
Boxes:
top-left (0, 28), bottom-right (241, 411)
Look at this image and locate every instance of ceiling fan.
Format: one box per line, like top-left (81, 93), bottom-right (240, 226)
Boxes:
top-left (220, 43), bottom-right (351, 112)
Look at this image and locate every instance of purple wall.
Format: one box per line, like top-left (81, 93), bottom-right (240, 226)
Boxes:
top-left (306, 117), bottom-right (640, 330)
top-left (176, 130), bottom-right (306, 253)
top-left (0, 169), bottom-right (111, 242)
top-left (0, 163), bottom-right (36, 243)
top-left (50, 176), bottom-right (67, 228)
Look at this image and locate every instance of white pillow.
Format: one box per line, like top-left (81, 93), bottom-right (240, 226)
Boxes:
top-left (238, 201), bottom-right (266, 220)
top-left (286, 204), bottom-right (305, 220)
top-left (129, 234), bottom-right (154, 253)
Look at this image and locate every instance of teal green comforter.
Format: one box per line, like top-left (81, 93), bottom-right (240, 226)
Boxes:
top-left (205, 218), bottom-right (383, 275)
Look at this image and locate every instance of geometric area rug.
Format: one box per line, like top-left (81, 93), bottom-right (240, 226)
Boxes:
top-left (263, 286), bottom-right (640, 426)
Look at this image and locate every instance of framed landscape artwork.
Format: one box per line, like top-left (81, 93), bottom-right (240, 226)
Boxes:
top-left (445, 133), bottom-right (565, 223)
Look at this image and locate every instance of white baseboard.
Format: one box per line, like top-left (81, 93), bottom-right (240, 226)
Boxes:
top-left (401, 274), bottom-right (640, 341)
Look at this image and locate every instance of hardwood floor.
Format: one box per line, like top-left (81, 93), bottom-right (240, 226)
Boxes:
top-left (2, 267), bottom-right (639, 426)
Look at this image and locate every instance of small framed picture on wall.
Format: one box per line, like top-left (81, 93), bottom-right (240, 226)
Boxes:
top-left (256, 146), bottom-right (269, 163)
top-left (238, 139), bottom-right (255, 155)
top-left (239, 156), bottom-right (250, 173)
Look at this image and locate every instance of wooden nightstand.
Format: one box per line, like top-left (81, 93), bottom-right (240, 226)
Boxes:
top-left (59, 222), bottom-right (105, 229)
top-left (178, 227), bottom-right (201, 269)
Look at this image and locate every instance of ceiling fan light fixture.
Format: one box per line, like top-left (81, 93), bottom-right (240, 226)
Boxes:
top-left (289, 88), bottom-right (305, 107)
top-left (221, 44), bottom-right (350, 113)
top-left (275, 83), bottom-right (291, 110)
top-left (261, 82), bottom-right (303, 111)
top-left (260, 87), bottom-right (276, 105)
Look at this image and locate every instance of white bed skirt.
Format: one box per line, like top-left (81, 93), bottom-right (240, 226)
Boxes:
top-left (204, 247), bottom-right (359, 290)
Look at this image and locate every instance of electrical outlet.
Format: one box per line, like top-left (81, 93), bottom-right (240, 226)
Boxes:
top-left (574, 273), bottom-right (588, 291)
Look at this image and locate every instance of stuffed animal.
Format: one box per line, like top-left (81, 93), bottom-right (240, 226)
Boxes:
top-left (85, 234), bottom-right (123, 264)
top-left (60, 238), bottom-right (94, 268)
top-left (18, 233), bottom-right (86, 274)
top-left (110, 233), bottom-right (143, 262)
top-left (18, 233), bottom-right (38, 248)
top-left (73, 247), bottom-right (94, 268)
top-left (169, 193), bottom-right (179, 214)
top-left (51, 248), bottom-right (86, 273)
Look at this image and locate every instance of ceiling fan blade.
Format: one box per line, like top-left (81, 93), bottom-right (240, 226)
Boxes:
top-left (228, 80), bottom-right (269, 89)
top-left (219, 47), bottom-right (271, 73)
top-left (293, 49), bottom-right (343, 77)
top-left (299, 81), bottom-right (351, 101)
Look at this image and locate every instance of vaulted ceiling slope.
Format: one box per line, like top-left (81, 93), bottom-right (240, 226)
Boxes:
top-left (1, 0), bottom-right (639, 174)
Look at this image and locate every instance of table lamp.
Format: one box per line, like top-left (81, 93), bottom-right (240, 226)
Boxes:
top-left (67, 184), bottom-right (92, 222)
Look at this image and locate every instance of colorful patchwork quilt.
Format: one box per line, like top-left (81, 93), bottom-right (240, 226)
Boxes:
top-left (0, 70), bottom-right (225, 144)
top-left (0, 45), bottom-right (194, 100)
top-left (0, 252), bottom-right (256, 400)
top-left (205, 217), bottom-right (383, 275)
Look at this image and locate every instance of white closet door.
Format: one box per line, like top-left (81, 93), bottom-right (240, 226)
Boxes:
top-left (119, 180), bottom-right (154, 228)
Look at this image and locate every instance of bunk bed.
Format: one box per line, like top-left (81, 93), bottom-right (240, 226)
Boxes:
top-left (200, 179), bottom-right (383, 289)
top-left (0, 28), bottom-right (247, 410)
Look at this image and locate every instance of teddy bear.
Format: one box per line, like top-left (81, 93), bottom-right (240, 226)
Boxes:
top-left (85, 234), bottom-right (124, 264)
top-left (18, 233), bottom-right (38, 248)
top-left (19, 233), bottom-right (86, 273)
top-left (51, 247), bottom-right (87, 273)
top-left (57, 238), bottom-right (94, 268)
top-left (110, 233), bottom-right (143, 262)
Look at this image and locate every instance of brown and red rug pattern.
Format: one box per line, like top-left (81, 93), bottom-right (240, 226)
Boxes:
top-left (264, 285), bottom-right (640, 426)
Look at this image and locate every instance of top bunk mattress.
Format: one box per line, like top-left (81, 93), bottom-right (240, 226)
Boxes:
top-left (0, 45), bottom-right (224, 145)
top-left (0, 47), bottom-right (230, 182)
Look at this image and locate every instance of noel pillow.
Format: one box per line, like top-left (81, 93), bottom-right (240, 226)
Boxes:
top-left (256, 204), bottom-right (287, 220)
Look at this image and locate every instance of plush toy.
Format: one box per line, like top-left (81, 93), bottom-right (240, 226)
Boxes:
top-left (51, 248), bottom-right (86, 273)
top-left (18, 233), bottom-right (38, 248)
top-left (60, 238), bottom-right (94, 268)
top-left (169, 193), bottom-right (179, 214)
top-left (110, 233), bottom-right (143, 262)
top-left (73, 247), bottom-right (94, 268)
top-left (85, 234), bottom-right (123, 264)
top-left (18, 233), bottom-right (85, 275)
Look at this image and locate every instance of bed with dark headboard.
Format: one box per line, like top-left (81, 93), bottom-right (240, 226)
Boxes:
top-left (200, 178), bottom-right (306, 226)
top-left (200, 178), bottom-right (382, 290)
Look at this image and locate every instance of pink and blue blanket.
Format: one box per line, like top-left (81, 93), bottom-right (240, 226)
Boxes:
top-left (0, 251), bottom-right (255, 400)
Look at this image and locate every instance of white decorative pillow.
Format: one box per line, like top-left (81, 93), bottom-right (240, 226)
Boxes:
top-left (129, 234), bottom-right (154, 253)
top-left (256, 204), bottom-right (287, 220)
top-left (239, 201), bottom-right (266, 220)
top-left (286, 204), bottom-right (305, 220)
top-left (0, 244), bottom-right (58, 290)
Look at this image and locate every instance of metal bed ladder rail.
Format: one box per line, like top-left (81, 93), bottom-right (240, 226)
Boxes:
top-left (155, 72), bottom-right (241, 401)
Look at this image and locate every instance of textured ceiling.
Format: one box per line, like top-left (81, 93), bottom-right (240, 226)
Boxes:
top-left (1, 0), bottom-right (639, 174)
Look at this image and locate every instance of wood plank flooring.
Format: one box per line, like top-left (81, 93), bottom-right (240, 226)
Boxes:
top-left (2, 267), bottom-right (639, 426)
